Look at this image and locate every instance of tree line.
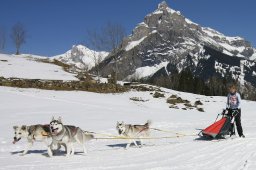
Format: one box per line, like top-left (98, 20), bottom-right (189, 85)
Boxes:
top-left (148, 69), bottom-right (238, 97)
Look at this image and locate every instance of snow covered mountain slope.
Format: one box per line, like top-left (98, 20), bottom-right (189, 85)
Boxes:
top-left (52, 45), bottom-right (109, 70)
top-left (0, 86), bottom-right (255, 170)
top-left (99, 1), bottom-right (256, 91)
top-left (0, 54), bottom-right (78, 80)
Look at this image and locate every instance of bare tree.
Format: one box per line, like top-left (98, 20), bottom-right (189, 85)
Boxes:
top-left (94, 51), bottom-right (104, 82)
top-left (86, 23), bottom-right (125, 85)
top-left (102, 22), bottom-right (126, 84)
top-left (87, 29), bottom-right (105, 82)
top-left (0, 27), bottom-right (6, 52)
top-left (11, 23), bottom-right (26, 55)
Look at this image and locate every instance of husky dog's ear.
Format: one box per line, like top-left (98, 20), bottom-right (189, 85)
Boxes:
top-left (51, 116), bottom-right (55, 121)
top-left (121, 121), bottom-right (124, 125)
top-left (58, 116), bottom-right (62, 123)
top-left (13, 126), bottom-right (18, 130)
top-left (21, 125), bottom-right (26, 131)
top-left (116, 121), bottom-right (120, 126)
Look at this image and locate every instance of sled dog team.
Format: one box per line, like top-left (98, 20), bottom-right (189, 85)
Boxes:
top-left (13, 117), bottom-right (151, 157)
top-left (12, 84), bottom-right (244, 157)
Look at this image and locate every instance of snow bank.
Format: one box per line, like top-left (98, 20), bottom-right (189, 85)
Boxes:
top-left (0, 54), bottom-right (78, 80)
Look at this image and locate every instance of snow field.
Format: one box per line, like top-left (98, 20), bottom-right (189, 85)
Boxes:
top-left (0, 86), bottom-right (255, 169)
top-left (0, 54), bottom-right (78, 81)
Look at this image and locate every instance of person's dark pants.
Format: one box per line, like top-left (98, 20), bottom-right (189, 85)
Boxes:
top-left (229, 109), bottom-right (243, 136)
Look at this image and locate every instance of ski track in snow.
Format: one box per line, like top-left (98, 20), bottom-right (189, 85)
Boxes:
top-left (0, 86), bottom-right (256, 170)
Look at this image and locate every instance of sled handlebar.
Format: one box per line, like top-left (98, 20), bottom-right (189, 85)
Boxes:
top-left (212, 109), bottom-right (240, 123)
top-left (221, 109), bottom-right (239, 117)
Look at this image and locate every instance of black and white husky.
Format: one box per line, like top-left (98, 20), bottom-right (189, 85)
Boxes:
top-left (13, 124), bottom-right (62, 155)
top-left (116, 120), bottom-right (151, 149)
top-left (48, 117), bottom-right (94, 157)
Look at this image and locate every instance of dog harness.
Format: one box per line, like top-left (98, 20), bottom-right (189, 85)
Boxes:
top-left (52, 125), bottom-right (79, 142)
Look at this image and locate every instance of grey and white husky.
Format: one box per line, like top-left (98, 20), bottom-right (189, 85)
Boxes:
top-left (48, 117), bottom-right (94, 157)
top-left (116, 120), bottom-right (151, 149)
top-left (12, 124), bottom-right (62, 155)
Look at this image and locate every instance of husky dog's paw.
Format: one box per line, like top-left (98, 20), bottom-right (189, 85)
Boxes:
top-left (47, 148), bottom-right (53, 157)
top-left (20, 153), bottom-right (26, 156)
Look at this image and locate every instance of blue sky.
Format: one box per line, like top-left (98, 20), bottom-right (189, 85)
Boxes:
top-left (0, 0), bottom-right (255, 56)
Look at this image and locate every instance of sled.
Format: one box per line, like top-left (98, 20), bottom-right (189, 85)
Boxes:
top-left (198, 110), bottom-right (239, 139)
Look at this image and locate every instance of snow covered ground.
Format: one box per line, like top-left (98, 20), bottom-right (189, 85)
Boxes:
top-left (0, 86), bottom-right (255, 170)
top-left (0, 54), bottom-right (78, 80)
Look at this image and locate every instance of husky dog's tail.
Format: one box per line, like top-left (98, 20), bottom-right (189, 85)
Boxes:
top-left (83, 131), bottom-right (94, 141)
top-left (145, 120), bottom-right (152, 127)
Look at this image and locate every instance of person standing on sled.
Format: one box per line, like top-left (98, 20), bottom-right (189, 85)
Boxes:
top-left (226, 84), bottom-right (245, 138)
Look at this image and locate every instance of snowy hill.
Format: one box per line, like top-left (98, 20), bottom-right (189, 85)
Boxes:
top-left (99, 1), bottom-right (256, 97)
top-left (0, 86), bottom-right (255, 169)
top-left (0, 54), bottom-right (78, 80)
top-left (52, 45), bottom-right (109, 70)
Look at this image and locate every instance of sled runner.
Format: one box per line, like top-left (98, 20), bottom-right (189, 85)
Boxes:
top-left (199, 109), bottom-right (239, 139)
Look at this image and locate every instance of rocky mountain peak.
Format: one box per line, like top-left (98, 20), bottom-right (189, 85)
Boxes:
top-left (123, 1), bottom-right (256, 61)
top-left (70, 45), bottom-right (90, 57)
top-left (98, 1), bottom-right (256, 99)
top-left (123, 1), bottom-right (180, 46)
top-left (157, 1), bottom-right (169, 11)
top-left (53, 44), bottom-right (109, 70)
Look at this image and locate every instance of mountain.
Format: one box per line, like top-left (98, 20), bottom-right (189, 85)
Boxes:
top-left (99, 1), bottom-right (256, 99)
top-left (53, 44), bottom-right (109, 70)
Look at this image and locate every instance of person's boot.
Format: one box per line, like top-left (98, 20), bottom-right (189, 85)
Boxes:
top-left (240, 134), bottom-right (245, 138)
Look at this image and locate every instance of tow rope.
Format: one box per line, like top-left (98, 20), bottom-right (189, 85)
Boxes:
top-left (41, 128), bottom-right (197, 140)
top-left (149, 128), bottom-right (188, 136)
top-left (87, 128), bottom-right (197, 140)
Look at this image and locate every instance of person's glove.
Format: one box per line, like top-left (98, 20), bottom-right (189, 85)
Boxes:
top-left (222, 109), bottom-right (229, 115)
top-left (225, 110), bottom-right (229, 115)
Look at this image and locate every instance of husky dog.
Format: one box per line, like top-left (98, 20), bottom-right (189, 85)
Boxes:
top-left (12, 124), bottom-right (61, 155)
top-left (48, 117), bottom-right (94, 157)
top-left (116, 120), bottom-right (151, 149)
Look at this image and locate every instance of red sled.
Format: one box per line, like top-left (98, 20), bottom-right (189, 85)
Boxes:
top-left (199, 110), bottom-right (239, 139)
